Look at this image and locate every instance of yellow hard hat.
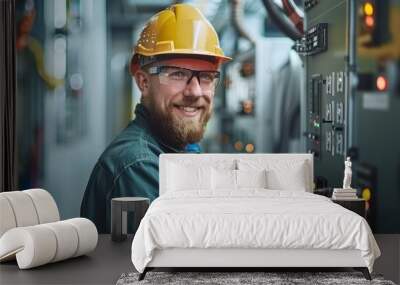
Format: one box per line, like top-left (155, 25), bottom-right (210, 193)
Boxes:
top-left (130, 3), bottom-right (231, 75)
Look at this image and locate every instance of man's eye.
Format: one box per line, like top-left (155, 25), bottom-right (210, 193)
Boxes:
top-left (199, 73), bottom-right (215, 82)
top-left (169, 71), bottom-right (188, 80)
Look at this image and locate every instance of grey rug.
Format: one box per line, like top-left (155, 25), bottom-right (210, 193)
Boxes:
top-left (116, 271), bottom-right (396, 285)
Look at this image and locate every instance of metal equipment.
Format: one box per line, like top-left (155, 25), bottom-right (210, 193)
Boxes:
top-left (296, 0), bottom-right (400, 233)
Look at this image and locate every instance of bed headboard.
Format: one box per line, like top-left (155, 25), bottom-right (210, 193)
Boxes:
top-left (159, 153), bottom-right (314, 196)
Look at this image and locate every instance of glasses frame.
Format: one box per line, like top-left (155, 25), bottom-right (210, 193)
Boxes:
top-left (146, 65), bottom-right (221, 90)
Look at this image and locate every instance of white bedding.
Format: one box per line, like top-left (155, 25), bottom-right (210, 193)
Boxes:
top-left (131, 190), bottom-right (380, 273)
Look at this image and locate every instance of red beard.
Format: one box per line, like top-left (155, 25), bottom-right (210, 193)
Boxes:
top-left (146, 97), bottom-right (212, 149)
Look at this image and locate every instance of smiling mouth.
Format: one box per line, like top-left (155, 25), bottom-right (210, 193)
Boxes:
top-left (173, 104), bottom-right (204, 117)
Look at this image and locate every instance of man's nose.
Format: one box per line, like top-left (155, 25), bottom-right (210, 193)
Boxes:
top-left (184, 76), bottom-right (202, 97)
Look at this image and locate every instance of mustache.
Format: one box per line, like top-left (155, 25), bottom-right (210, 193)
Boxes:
top-left (172, 93), bottom-right (212, 107)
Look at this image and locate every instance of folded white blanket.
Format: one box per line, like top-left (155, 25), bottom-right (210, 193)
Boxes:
top-left (131, 190), bottom-right (380, 273)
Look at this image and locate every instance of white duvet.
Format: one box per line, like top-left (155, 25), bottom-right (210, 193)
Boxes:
top-left (131, 189), bottom-right (380, 273)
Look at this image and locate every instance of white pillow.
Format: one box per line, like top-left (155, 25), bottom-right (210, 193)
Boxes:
top-left (266, 162), bottom-right (308, 191)
top-left (236, 169), bottom-right (267, 188)
top-left (211, 168), bottom-right (236, 190)
top-left (238, 159), bottom-right (310, 191)
top-left (167, 162), bottom-right (212, 191)
top-left (211, 169), bottom-right (268, 190)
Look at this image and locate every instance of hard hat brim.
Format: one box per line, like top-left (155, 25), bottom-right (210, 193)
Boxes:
top-left (137, 50), bottom-right (232, 64)
top-left (130, 51), bottom-right (231, 76)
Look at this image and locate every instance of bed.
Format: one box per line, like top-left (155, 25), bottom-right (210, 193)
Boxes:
top-left (131, 154), bottom-right (380, 280)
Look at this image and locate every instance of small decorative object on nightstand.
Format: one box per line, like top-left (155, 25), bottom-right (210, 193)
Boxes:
top-left (330, 157), bottom-right (366, 217)
top-left (332, 157), bottom-right (358, 200)
top-left (332, 198), bottom-right (366, 217)
top-left (111, 197), bottom-right (149, 242)
top-left (343, 157), bottom-right (353, 189)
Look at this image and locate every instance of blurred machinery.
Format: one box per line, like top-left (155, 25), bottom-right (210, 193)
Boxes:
top-left (210, 0), bottom-right (304, 155)
top-left (10, 0), bottom-right (400, 229)
top-left (14, 0), bottom-right (108, 219)
top-left (295, 0), bottom-right (400, 233)
top-left (222, 39), bottom-right (303, 154)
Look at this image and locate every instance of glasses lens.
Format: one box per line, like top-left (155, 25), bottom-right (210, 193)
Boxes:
top-left (198, 71), bottom-right (220, 89)
top-left (157, 66), bottom-right (220, 91)
top-left (157, 67), bottom-right (189, 87)
top-left (164, 67), bottom-right (191, 81)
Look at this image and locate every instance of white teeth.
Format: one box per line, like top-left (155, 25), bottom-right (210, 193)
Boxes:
top-left (180, 107), bottom-right (197, 112)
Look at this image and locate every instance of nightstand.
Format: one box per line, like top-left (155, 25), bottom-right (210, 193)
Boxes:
top-left (111, 197), bottom-right (149, 242)
top-left (332, 198), bottom-right (366, 217)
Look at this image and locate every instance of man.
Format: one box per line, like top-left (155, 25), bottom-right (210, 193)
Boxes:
top-left (80, 4), bottom-right (231, 233)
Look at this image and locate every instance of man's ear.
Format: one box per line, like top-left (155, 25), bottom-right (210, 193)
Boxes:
top-left (134, 70), bottom-right (150, 96)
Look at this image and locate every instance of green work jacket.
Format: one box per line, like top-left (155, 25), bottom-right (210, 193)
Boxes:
top-left (80, 103), bottom-right (183, 233)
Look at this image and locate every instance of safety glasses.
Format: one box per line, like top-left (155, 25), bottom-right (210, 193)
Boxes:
top-left (147, 66), bottom-right (220, 91)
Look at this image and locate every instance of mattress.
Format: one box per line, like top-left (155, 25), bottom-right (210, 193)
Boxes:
top-left (131, 189), bottom-right (380, 273)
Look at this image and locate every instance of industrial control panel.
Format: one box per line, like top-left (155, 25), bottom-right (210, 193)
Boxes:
top-left (300, 0), bottom-right (400, 233)
top-left (298, 0), bottom-right (349, 186)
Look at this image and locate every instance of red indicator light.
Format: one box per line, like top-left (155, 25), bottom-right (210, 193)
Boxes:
top-left (365, 15), bottom-right (375, 28)
top-left (376, 76), bottom-right (388, 91)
